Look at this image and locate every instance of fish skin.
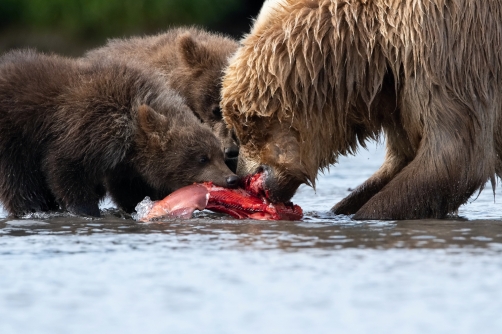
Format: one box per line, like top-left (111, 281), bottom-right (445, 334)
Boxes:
top-left (139, 173), bottom-right (303, 221)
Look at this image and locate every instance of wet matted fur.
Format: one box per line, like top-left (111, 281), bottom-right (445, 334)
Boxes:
top-left (85, 27), bottom-right (240, 170)
top-left (0, 50), bottom-right (236, 217)
top-left (221, 0), bottom-right (502, 219)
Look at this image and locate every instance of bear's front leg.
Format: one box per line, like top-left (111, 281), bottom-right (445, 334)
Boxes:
top-left (44, 156), bottom-right (106, 218)
top-left (60, 182), bottom-right (106, 217)
top-left (332, 152), bottom-right (408, 215)
top-left (332, 126), bottom-right (414, 215)
top-left (67, 201), bottom-right (101, 217)
top-left (352, 143), bottom-right (490, 220)
top-left (105, 163), bottom-right (159, 213)
top-left (351, 71), bottom-right (497, 220)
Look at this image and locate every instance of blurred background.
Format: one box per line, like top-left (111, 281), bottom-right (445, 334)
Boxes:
top-left (0, 0), bottom-right (265, 56)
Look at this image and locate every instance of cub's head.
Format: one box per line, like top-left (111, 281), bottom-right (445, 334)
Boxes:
top-left (134, 105), bottom-right (239, 194)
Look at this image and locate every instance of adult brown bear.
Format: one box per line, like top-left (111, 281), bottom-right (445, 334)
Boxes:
top-left (221, 0), bottom-right (502, 220)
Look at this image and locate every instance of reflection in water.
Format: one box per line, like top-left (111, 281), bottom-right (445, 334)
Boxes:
top-left (1, 144), bottom-right (502, 334)
top-left (1, 212), bottom-right (502, 252)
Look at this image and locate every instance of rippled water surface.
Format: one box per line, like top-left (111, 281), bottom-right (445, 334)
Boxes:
top-left (1, 143), bottom-right (502, 334)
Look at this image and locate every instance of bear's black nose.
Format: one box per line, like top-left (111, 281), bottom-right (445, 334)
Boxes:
top-left (226, 175), bottom-right (240, 188)
top-left (224, 146), bottom-right (239, 160)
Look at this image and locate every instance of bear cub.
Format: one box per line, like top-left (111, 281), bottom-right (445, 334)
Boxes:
top-left (0, 50), bottom-right (238, 217)
top-left (85, 27), bottom-right (240, 171)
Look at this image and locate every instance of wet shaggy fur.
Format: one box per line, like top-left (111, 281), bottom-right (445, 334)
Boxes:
top-left (221, 0), bottom-right (502, 219)
top-left (0, 50), bottom-right (237, 217)
top-left (85, 27), bottom-right (240, 170)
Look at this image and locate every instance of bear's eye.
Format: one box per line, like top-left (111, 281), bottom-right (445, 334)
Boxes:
top-left (198, 155), bottom-right (209, 164)
top-left (212, 106), bottom-right (222, 119)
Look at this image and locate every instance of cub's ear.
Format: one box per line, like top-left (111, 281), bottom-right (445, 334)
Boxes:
top-left (176, 32), bottom-right (210, 69)
top-left (137, 104), bottom-right (168, 134)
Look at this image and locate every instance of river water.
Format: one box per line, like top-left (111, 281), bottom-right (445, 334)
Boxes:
top-left (1, 143), bottom-right (501, 334)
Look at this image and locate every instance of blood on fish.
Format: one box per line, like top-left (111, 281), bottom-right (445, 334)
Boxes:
top-left (136, 173), bottom-right (303, 221)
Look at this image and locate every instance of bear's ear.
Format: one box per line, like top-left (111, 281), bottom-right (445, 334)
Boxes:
top-left (177, 32), bottom-right (211, 69)
top-left (137, 104), bottom-right (168, 134)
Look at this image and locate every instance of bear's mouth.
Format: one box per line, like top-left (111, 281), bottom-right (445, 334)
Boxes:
top-left (239, 170), bottom-right (269, 199)
top-left (245, 166), bottom-right (302, 204)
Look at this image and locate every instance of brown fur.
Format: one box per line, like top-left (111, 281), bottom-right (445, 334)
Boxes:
top-left (221, 0), bottom-right (502, 220)
top-left (85, 27), bottom-right (240, 170)
top-left (0, 49), bottom-right (238, 217)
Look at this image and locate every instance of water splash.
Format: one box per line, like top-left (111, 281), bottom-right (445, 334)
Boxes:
top-left (132, 196), bottom-right (154, 221)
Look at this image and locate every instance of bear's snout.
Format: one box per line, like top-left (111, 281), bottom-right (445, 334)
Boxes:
top-left (257, 164), bottom-right (303, 204)
top-left (225, 175), bottom-right (240, 188)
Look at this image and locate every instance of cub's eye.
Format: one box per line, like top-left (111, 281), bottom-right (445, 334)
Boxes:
top-left (212, 106), bottom-right (222, 119)
top-left (199, 155), bottom-right (209, 164)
